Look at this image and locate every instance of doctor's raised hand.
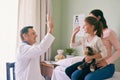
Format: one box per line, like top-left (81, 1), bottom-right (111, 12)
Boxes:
top-left (15, 15), bottom-right (55, 80)
top-left (47, 15), bottom-right (54, 34)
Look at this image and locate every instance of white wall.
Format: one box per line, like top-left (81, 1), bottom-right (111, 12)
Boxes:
top-left (0, 0), bottom-right (18, 80)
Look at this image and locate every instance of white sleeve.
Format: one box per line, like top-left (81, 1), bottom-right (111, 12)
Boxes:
top-left (20, 33), bottom-right (55, 58)
top-left (70, 37), bottom-right (85, 49)
top-left (70, 42), bottom-right (81, 49)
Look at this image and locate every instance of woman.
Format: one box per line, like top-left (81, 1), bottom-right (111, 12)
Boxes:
top-left (65, 16), bottom-right (107, 80)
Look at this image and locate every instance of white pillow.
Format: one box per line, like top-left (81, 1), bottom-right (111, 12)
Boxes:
top-left (55, 56), bottom-right (84, 67)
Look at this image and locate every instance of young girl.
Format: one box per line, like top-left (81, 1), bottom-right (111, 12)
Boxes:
top-left (65, 16), bottom-right (107, 80)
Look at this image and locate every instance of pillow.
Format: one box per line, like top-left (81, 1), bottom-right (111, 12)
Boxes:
top-left (55, 56), bottom-right (84, 67)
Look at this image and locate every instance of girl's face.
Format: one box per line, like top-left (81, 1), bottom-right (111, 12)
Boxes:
top-left (83, 21), bottom-right (94, 34)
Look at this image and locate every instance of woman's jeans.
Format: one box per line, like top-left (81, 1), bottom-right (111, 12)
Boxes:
top-left (65, 61), bottom-right (115, 80)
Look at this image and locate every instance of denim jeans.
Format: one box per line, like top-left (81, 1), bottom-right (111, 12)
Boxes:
top-left (65, 61), bottom-right (115, 80)
top-left (84, 64), bottom-right (115, 80)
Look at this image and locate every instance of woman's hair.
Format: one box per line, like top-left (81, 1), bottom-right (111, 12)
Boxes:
top-left (90, 9), bottom-right (108, 29)
top-left (85, 16), bottom-right (103, 37)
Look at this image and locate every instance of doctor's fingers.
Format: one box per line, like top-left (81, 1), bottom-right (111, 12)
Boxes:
top-left (47, 16), bottom-right (53, 29)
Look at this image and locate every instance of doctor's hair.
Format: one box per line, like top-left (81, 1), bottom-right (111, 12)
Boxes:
top-left (85, 16), bottom-right (103, 38)
top-left (90, 9), bottom-right (108, 29)
top-left (20, 26), bottom-right (33, 41)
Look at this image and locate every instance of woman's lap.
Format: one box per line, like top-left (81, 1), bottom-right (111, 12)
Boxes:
top-left (66, 63), bottom-right (115, 80)
top-left (84, 64), bottom-right (115, 80)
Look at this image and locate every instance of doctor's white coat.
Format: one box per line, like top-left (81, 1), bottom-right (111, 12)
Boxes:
top-left (15, 33), bottom-right (55, 80)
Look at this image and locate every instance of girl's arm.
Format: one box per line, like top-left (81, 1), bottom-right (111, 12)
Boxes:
top-left (70, 26), bottom-right (80, 43)
top-left (70, 26), bottom-right (82, 48)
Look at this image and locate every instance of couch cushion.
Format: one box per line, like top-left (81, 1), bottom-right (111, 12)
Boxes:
top-left (106, 72), bottom-right (120, 80)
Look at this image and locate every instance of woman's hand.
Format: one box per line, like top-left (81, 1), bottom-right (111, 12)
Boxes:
top-left (85, 56), bottom-right (93, 63)
top-left (97, 59), bottom-right (108, 68)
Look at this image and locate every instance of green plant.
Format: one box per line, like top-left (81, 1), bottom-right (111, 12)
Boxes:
top-left (64, 48), bottom-right (75, 55)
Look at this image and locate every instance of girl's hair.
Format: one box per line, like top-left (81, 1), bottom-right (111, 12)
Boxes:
top-left (90, 9), bottom-right (108, 29)
top-left (85, 16), bottom-right (103, 37)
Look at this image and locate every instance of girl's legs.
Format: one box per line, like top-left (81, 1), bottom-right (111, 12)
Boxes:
top-left (71, 68), bottom-right (90, 80)
top-left (65, 61), bottom-right (84, 78)
top-left (84, 64), bottom-right (115, 80)
top-left (71, 70), bottom-right (82, 80)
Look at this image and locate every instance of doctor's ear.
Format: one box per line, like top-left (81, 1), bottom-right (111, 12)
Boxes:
top-left (22, 34), bottom-right (28, 40)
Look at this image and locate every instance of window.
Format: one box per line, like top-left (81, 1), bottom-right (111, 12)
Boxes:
top-left (0, 0), bottom-right (18, 80)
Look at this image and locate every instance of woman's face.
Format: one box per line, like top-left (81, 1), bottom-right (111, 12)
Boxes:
top-left (83, 21), bottom-right (94, 34)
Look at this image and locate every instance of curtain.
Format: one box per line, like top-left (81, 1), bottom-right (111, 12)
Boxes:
top-left (38, 0), bottom-right (53, 61)
top-left (17, 0), bottom-right (52, 61)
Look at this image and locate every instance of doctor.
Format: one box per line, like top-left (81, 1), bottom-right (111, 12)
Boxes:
top-left (15, 15), bottom-right (55, 80)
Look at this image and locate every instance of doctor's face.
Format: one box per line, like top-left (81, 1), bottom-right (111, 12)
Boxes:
top-left (25, 28), bottom-right (37, 45)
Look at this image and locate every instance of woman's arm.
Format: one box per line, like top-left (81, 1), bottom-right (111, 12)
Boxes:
top-left (106, 30), bottom-right (120, 64)
top-left (97, 30), bottom-right (120, 68)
